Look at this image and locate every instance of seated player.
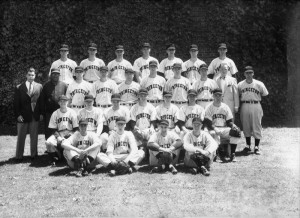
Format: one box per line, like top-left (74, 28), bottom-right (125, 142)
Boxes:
top-left (45, 95), bottom-right (78, 166)
top-left (62, 118), bottom-right (102, 177)
top-left (203, 88), bottom-right (241, 162)
top-left (183, 117), bottom-right (218, 176)
top-left (147, 119), bottom-right (182, 174)
top-left (97, 116), bottom-right (145, 176)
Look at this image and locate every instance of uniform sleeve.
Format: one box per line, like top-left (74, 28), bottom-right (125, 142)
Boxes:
top-left (148, 132), bottom-right (158, 144)
top-left (204, 132), bottom-right (218, 154)
top-left (91, 132), bottom-right (101, 145)
top-left (103, 111), bottom-right (108, 126)
top-left (140, 78), bottom-right (146, 88)
top-left (106, 134), bottom-right (115, 154)
top-left (183, 133), bottom-right (196, 152)
top-left (199, 106), bottom-right (205, 121)
top-left (150, 105), bottom-right (157, 121)
top-left (155, 106), bottom-right (161, 120)
top-left (62, 133), bottom-right (75, 147)
top-left (225, 105), bottom-right (233, 121)
top-left (79, 60), bottom-right (84, 68)
top-left (260, 82), bottom-right (269, 96)
top-left (66, 84), bottom-right (71, 99)
top-left (99, 59), bottom-right (105, 67)
top-left (133, 59), bottom-right (140, 73)
top-left (91, 83), bottom-right (96, 98)
top-left (232, 78), bottom-right (239, 108)
top-left (164, 80), bottom-right (170, 91)
top-left (112, 80), bottom-right (119, 94)
top-left (72, 111), bottom-right (79, 128)
top-left (126, 60), bottom-right (133, 69)
top-left (48, 111), bottom-right (57, 129)
top-left (204, 106), bottom-right (213, 121)
top-left (71, 60), bottom-right (78, 75)
top-left (230, 60), bottom-right (238, 75)
top-left (178, 107), bottom-right (186, 122)
top-left (182, 61), bottom-right (187, 72)
top-left (130, 106), bottom-right (137, 121)
top-left (158, 60), bottom-right (165, 73)
top-left (212, 79), bottom-right (219, 90)
top-left (124, 107), bottom-right (131, 123)
top-left (128, 132), bottom-right (138, 152)
top-left (207, 59), bottom-right (214, 75)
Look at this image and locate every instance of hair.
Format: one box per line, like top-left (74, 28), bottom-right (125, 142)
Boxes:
top-left (28, 67), bottom-right (36, 74)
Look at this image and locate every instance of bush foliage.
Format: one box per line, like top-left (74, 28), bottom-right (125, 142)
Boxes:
top-left (0, 0), bottom-right (294, 125)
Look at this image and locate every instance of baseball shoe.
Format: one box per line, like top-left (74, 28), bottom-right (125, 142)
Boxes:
top-left (169, 165), bottom-right (178, 175)
top-left (128, 167), bottom-right (133, 174)
top-left (150, 166), bottom-right (163, 174)
top-left (230, 153), bottom-right (237, 162)
top-left (109, 170), bottom-right (116, 177)
top-left (128, 161), bottom-right (138, 172)
top-left (243, 146), bottom-right (251, 153)
top-left (189, 167), bottom-right (198, 175)
top-left (82, 169), bottom-right (89, 177)
top-left (75, 168), bottom-right (84, 177)
top-left (254, 146), bottom-right (261, 155)
top-left (200, 166), bottom-right (210, 176)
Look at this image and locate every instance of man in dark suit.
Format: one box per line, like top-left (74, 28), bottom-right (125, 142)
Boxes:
top-left (13, 67), bottom-right (43, 161)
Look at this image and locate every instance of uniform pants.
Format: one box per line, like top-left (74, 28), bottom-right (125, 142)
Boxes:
top-left (184, 151), bottom-right (215, 168)
top-left (149, 149), bottom-right (180, 166)
top-left (97, 150), bottom-right (145, 167)
top-left (240, 103), bottom-right (263, 139)
top-left (63, 147), bottom-right (99, 169)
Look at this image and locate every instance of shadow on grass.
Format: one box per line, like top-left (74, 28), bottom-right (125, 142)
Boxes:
top-left (49, 167), bottom-right (73, 177)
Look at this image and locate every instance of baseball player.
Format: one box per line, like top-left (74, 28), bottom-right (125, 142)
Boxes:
top-left (238, 66), bottom-right (268, 155)
top-left (45, 95), bottom-right (78, 166)
top-left (183, 117), bottom-right (218, 176)
top-left (49, 44), bottom-right (77, 85)
top-left (133, 43), bottom-right (159, 83)
top-left (66, 66), bottom-right (92, 114)
top-left (192, 64), bottom-right (218, 109)
top-left (80, 42), bottom-right (105, 83)
top-left (164, 62), bottom-right (191, 108)
top-left (204, 88), bottom-right (241, 162)
top-left (158, 43), bottom-right (183, 80)
top-left (216, 63), bottom-right (239, 122)
top-left (107, 45), bottom-right (133, 85)
top-left (208, 43), bottom-right (238, 80)
top-left (140, 60), bottom-right (166, 107)
top-left (91, 66), bottom-right (118, 109)
top-left (182, 44), bottom-right (206, 85)
top-left (148, 119), bottom-right (182, 174)
top-left (118, 69), bottom-right (140, 110)
top-left (62, 118), bottom-right (102, 177)
top-left (97, 116), bottom-right (145, 176)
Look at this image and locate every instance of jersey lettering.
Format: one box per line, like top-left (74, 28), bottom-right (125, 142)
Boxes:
top-left (212, 114), bottom-right (226, 120)
top-left (140, 65), bottom-right (149, 72)
top-left (187, 66), bottom-right (199, 72)
top-left (186, 114), bottom-right (201, 120)
top-left (214, 64), bottom-right (231, 74)
top-left (70, 89), bottom-right (89, 97)
top-left (111, 65), bottom-right (126, 71)
top-left (57, 117), bottom-right (72, 124)
top-left (119, 89), bottom-right (137, 96)
top-left (107, 116), bottom-right (119, 125)
top-left (241, 87), bottom-right (260, 95)
top-left (96, 87), bottom-right (113, 94)
top-left (78, 140), bottom-right (92, 146)
top-left (58, 65), bottom-right (73, 71)
top-left (115, 141), bottom-right (129, 148)
top-left (171, 83), bottom-right (188, 92)
top-left (164, 66), bottom-right (172, 71)
top-left (87, 118), bottom-right (97, 126)
top-left (197, 86), bottom-right (212, 94)
top-left (136, 113), bottom-right (151, 120)
top-left (85, 65), bottom-right (100, 71)
top-left (161, 114), bottom-right (175, 121)
top-left (146, 84), bottom-right (163, 92)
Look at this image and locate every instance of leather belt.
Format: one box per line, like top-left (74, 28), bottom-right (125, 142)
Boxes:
top-left (171, 101), bottom-right (187, 104)
top-left (72, 105), bottom-right (84, 108)
top-left (96, 104), bottom-right (112, 108)
top-left (197, 99), bottom-right (213, 102)
top-left (120, 102), bottom-right (136, 106)
top-left (147, 100), bottom-right (162, 103)
top-left (241, 101), bottom-right (259, 104)
top-left (88, 81), bottom-right (94, 83)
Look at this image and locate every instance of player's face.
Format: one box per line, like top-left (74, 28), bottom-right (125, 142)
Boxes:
top-left (79, 124), bottom-right (88, 134)
top-left (163, 95), bottom-right (172, 103)
top-left (139, 93), bottom-right (147, 101)
top-left (100, 70), bottom-right (108, 78)
top-left (199, 68), bottom-right (208, 77)
top-left (221, 65), bottom-right (229, 77)
top-left (141, 47), bottom-right (150, 56)
top-left (160, 124), bottom-right (168, 134)
top-left (88, 48), bottom-right (97, 56)
top-left (167, 48), bottom-right (175, 56)
top-left (59, 99), bottom-right (68, 108)
top-left (116, 122), bottom-right (126, 132)
top-left (244, 71), bottom-right (254, 80)
top-left (192, 121), bottom-right (202, 130)
top-left (149, 65), bottom-right (157, 73)
top-left (26, 71), bottom-right (36, 83)
top-left (172, 67), bottom-right (182, 75)
top-left (112, 100), bottom-right (120, 107)
top-left (213, 93), bottom-right (223, 103)
top-left (188, 94), bottom-right (197, 103)
top-left (115, 50), bottom-right (124, 58)
top-left (75, 71), bottom-right (84, 79)
top-left (60, 50), bottom-right (69, 58)
top-left (85, 100), bottom-right (93, 107)
top-left (218, 48), bottom-right (227, 56)
top-left (50, 72), bottom-right (60, 82)
top-left (190, 49), bottom-right (198, 57)
top-left (125, 72), bottom-right (134, 81)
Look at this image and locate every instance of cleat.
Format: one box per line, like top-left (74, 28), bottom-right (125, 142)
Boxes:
top-left (200, 166), bottom-right (210, 176)
top-left (254, 146), bottom-right (261, 155)
top-left (169, 165), bottom-right (178, 175)
top-left (243, 146), bottom-right (251, 153)
top-left (189, 168), bottom-right (198, 175)
top-left (50, 161), bottom-right (56, 167)
top-left (82, 170), bottom-right (89, 177)
top-left (150, 167), bottom-right (159, 174)
top-left (109, 170), bottom-right (116, 177)
top-left (230, 153), bottom-right (237, 162)
top-left (128, 167), bottom-right (133, 174)
top-left (75, 168), bottom-right (84, 177)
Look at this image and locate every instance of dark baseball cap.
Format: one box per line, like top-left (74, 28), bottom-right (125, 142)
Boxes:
top-left (125, 68), bottom-right (135, 74)
top-left (199, 64), bottom-right (208, 70)
top-left (75, 66), bottom-right (84, 72)
top-left (116, 116), bottom-right (126, 124)
top-left (51, 68), bottom-right (60, 74)
top-left (190, 44), bottom-right (198, 51)
top-left (188, 89), bottom-right (197, 96)
top-left (142, 42), bottom-right (151, 48)
top-left (100, 66), bottom-right (108, 71)
top-left (166, 43), bottom-right (176, 50)
top-left (192, 117), bottom-right (202, 124)
top-left (111, 93), bottom-right (121, 101)
top-left (244, 66), bottom-right (254, 73)
top-left (84, 95), bottom-right (94, 102)
top-left (88, 42), bottom-right (97, 50)
top-left (163, 91), bottom-right (173, 97)
top-left (58, 95), bottom-right (69, 101)
top-left (218, 43), bottom-right (227, 49)
top-left (138, 88), bottom-right (148, 95)
top-left (149, 60), bottom-right (158, 67)
top-left (173, 62), bottom-right (182, 69)
top-left (59, 44), bottom-right (69, 51)
top-left (212, 88), bottom-right (223, 95)
top-left (159, 119), bottom-right (169, 126)
top-left (115, 45), bottom-right (124, 51)
top-left (79, 118), bottom-right (88, 125)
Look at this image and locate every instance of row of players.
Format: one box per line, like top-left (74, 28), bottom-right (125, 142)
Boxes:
top-left (50, 42), bottom-right (237, 85)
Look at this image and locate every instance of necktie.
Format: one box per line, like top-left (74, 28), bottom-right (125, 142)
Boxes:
top-left (28, 82), bottom-right (32, 96)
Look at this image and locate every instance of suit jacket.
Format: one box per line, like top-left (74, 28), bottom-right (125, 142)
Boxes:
top-left (14, 81), bottom-right (43, 123)
top-left (216, 76), bottom-right (239, 111)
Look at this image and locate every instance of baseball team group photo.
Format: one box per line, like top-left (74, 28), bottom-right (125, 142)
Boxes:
top-left (0, 0), bottom-right (299, 217)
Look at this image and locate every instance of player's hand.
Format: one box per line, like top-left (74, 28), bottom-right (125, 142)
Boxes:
top-left (17, 115), bottom-right (24, 122)
top-left (234, 107), bottom-right (239, 113)
top-left (214, 128), bottom-right (221, 135)
top-left (57, 136), bottom-right (64, 143)
top-left (79, 150), bottom-right (88, 159)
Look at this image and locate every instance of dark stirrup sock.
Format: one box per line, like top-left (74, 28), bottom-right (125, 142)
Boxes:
top-left (246, 137), bottom-right (251, 146)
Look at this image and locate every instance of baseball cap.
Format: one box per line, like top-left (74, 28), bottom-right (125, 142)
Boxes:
top-left (188, 89), bottom-right (197, 96)
top-left (79, 118), bottom-right (88, 125)
top-left (212, 88), bottom-right (223, 95)
top-left (100, 66), bottom-right (108, 71)
top-left (58, 95), bottom-right (69, 101)
top-left (192, 117), bottom-right (202, 124)
top-left (149, 60), bottom-right (158, 67)
top-left (75, 66), bottom-right (84, 72)
top-left (88, 42), bottom-right (97, 50)
top-left (142, 43), bottom-right (151, 48)
top-left (173, 62), bottom-right (182, 69)
top-left (116, 116), bottom-right (126, 124)
top-left (115, 45), bottom-right (124, 51)
top-left (138, 88), bottom-right (148, 95)
top-left (159, 119), bottom-right (169, 126)
top-left (163, 91), bottom-right (172, 97)
top-left (111, 93), bottom-right (121, 101)
top-left (51, 68), bottom-right (60, 74)
top-left (59, 44), bottom-right (69, 51)
top-left (84, 95), bottom-right (94, 102)
top-left (218, 43), bottom-right (227, 49)
top-left (166, 43), bottom-right (176, 50)
top-left (190, 44), bottom-right (198, 51)
top-left (244, 66), bottom-right (254, 73)
top-left (199, 63), bottom-right (208, 70)
top-left (125, 69), bottom-right (135, 74)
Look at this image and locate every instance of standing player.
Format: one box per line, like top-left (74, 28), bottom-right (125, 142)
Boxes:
top-left (66, 66), bottom-right (92, 114)
top-left (140, 60), bottom-right (166, 107)
top-left (107, 45), bottom-right (133, 85)
top-left (183, 117), bottom-right (218, 176)
top-left (133, 43), bottom-right (159, 83)
top-left (192, 64), bottom-right (218, 109)
top-left (158, 43), bottom-right (183, 80)
top-left (80, 42), bottom-right (105, 83)
top-left (118, 69), bottom-right (140, 110)
top-left (92, 66), bottom-right (118, 109)
top-left (208, 43), bottom-right (238, 80)
top-left (182, 44), bottom-right (206, 84)
top-left (49, 44), bottom-right (77, 85)
top-left (238, 66), bottom-right (268, 154)
top-left (164, 62), bottom-right (191, 109)
top-left (45, 95), bottom-right (79, 166)
top-left (62, 118), bottom-right (102, 177)
top-left (148, 119), bottom-right (182, 174)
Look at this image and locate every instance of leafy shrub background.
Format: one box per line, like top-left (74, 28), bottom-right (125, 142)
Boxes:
top-left (0, 0), bottom-right (294, 125)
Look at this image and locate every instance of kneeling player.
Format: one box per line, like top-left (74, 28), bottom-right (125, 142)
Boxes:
top-left (97, 116), bottom-right (145, 176)
top-left (183, 117), bottom-right (217, 176)
top-left (62, 118), bottom-right (102, 177)
top-left (147, 119), bottom-right (182, 174)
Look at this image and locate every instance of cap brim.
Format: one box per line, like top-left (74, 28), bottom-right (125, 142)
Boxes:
top-left (160, 123), bottom-right (169, 126)
top-left (51, 71), bottom-right (60, 74)
top-left (75, 70), bottom-right (84, 73)
top-left (188, 93), bottom-right (197, 96)
top-left (219, 46), bottom-right (227, 49)
top-left (168, 47), bottom-right (176, 50)
top-left (213, 92), bottom-right (222, 95)
top-left (190, 48), bottom-right (198, 51)
top-left (200, 67), bottom-right (208, 70)
top-left (111, 98), bottom-right (121, 101)
top-left (88, 47), bottom-right (97, 50)
top-left (60, 48), bottom-right (69, 51)
top-left (79, 122), bottom-right (88, 125)
top-left (149, 64), bottom-right (157, 67)
top-left (84, 99), bottom-right (94, 102)
top-left (192, 121), bottom-right (202, 124)
top-left (163, 94), bottom-right (172, 97)
top-left (138, 92), bottom-right (148, 95)
top-left (116, 49), bottom-right (124, 51)
top-left (116, 121), bottom-right (126, 124)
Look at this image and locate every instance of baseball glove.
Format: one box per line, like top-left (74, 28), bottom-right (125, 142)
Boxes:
top-left (158, 152), bottom-right (173, 165)
top-left (115, 161), bottom-right (130, 175)
top-left (132, 129), bottom-right (144, 142)
top-left (229, 126), bottom-right (241, 138)
top-left (190, 153), bottom-right (210, 167)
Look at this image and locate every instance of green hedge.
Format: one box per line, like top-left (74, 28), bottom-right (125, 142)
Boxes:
top-left (0, 0), bottom-right (294, 125)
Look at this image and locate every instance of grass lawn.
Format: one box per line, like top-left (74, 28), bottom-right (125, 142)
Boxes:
top-left (0, 128), bottom-right (299, 217)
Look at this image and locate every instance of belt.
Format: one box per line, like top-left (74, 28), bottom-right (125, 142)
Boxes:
top-left (197, 99), bottom-right (213, 102)
top-left (171, 101), bottom-right (187, 104)
top-left (72, 105), bottom-right (84, 108)
top-left (120, 102), bottom-right (136, 106)
top-left (147, 100), bottom-right (161, 103)
top-left (241, 101), bottom-right (260, 104)
top-left (96, 104), bottom-right (112, 108)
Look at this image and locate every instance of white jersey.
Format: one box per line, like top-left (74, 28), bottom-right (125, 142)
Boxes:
top-left (192, 78), bottom-right (218, 100)
top-left (107, 59), bottom-right (133, 84)
top-left (91, 79), bottom-right (118, 106)
top-left (49, 58), bottom-right (78, 85)
top-left (107, 131), bottom-right (138, 155)
top-left (64, 131), bottom-right (101, 150)
top-left (133, 56), bottom-right (159, 79)
top-left (103, 106), bottom-right (130, 131)
top-left (80, 58), bottom-right (105, 82)
top-left (140, 75), bottom-right (166, 101)
top-left (158, 57), bottom-right (183, 80)
top-left (183, 131), bottom-right (217, 154)
top-left (118, 81), bottom-right (140, 103)
top-left (183, 59), bottom-right (206, 84)
top-left (165, 76), bottom-right (191, 102)
top-left (78, 107), bottom-right (104, 134)
top-left (48, 107), bottom-right (78, 136)
top-left (208, 57), bottom-right (238, 80)
top-left (205, 102), bottom-right (233, 127)
top-left (130, 103), bottom-right (156, 130)
top-left (156, 104), bottom-right (182, 129)
top-left (66, 80), bottom-right (92, 107)
top-left (238, 79), bottom-right (269, 101)
top-left (179, 104), bottom-right (205, 129)
top-left (148, 131), bottom-right (180, 148)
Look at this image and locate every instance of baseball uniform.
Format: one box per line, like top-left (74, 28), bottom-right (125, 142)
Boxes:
top-left (107, 59), bottom-right (133, 84)
top-left (182, 59), bottom-right (206, 84)
top-left (133, 56), bottom-right (159, 79)
top-left (179, 104), bottom-right (205, 130)
top-left (156, 103), bottom-right (183, 130)
top-left (130, 102), bottom-right (156, 131)
top-left (192, 78), bottom-right (218, 109)
top-left (80, 58), bottom-right (105, 83)
top-left (118, 81), bottom-right (140, 110)
top-left (158, 57), bottom-right (183, 80)
top-left (208, 57), bottom-right (238, 80)
top-left (103, 106), bottom-right (130, 132)
top-left (91, 79), bottom-right (118, 108)
top-left (49, 59), bottom-right (77, 85)
top-left (78, 107), bottom-right (104, 136)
